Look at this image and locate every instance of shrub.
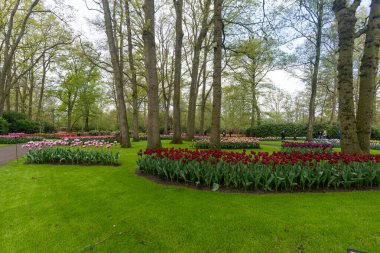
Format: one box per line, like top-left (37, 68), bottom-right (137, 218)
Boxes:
top-left (138, 148), bottom-right (380, 192)
top-left (195, 137), bottom-right (260, 149)
top-left (43, 122), bottom-right (56, 133)
top-left (3, 112), bottom-right (40, 134)
top-left (0, 118), bottom-right (9, 135)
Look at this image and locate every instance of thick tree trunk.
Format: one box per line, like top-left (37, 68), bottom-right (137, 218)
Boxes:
top-left (186, 0), bottom-right (212, 140)
top-left (210, 0), bottom-right (223, 150)
top-left (356, 0), bottom-right (380, 154)
top-left (333, 0), bottom-right (362, 154)
top-left (102, 0), bottom-right (131, 148)
top-left (125, 0), bottom-right (140, 142)
top-left (307, 0), bottom-right (324, 142)
top-left (143, 0), bottom-right (162, 149)
top-left (172, 0), bottom-right (184, 144)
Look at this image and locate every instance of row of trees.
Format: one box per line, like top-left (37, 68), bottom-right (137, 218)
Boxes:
top-left (1, 0), bottom-right (380, 153)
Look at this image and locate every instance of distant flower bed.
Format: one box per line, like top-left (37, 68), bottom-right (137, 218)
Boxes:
top-left (281, 142), bottom-right (333, 153)
top-left (138, 148), bottom-right (380, 191)
top-left (138, 133), bottom-right (206, 141)
top-left (257, 137), bottom-right (306, 141)
top-left (0, 133), bottom-right (44, 144)
top-left (313, 139), bottom-right (380, 150)
top-left (195, 137), bottom-right (260, 149)
top-left (26, 147), bottom-right (119, 165)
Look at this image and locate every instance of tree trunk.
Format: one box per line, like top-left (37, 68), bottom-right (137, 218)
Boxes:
top-left (210, 0), bottom-right (223, 150)
top-left (125, 0), bottom-right (140, 142)
top-left (329, 75), bottom-right (338, 124)
top-left (200, 47), bottom-right (209, 134)
top-left (186, 0), bottom-right (212, 140)
top-left (15, 84), bottom-right (19, 112)
top-left (37, 54), bottom-right (47, 120)
top-left (356, 0), bottom-right (380, 154)
top-left (307, 0), bottom-right (324, 142)
top-left (101, 0), bottom-right (131, 148)
top-left (143, 0), bottom-right (162, 149)
top-left (333, 0), bottom-right (362, 154)
top-left (172, 0), bottom-right (184, 144)
top-left (28, 66), bottom-right (35, 118)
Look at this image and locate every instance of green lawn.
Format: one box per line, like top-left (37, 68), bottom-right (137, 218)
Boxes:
top-left (0, 140), bottom-right (379, 252)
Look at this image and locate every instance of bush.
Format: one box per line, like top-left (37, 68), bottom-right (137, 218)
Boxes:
top-left (2, 112), bottom-right (40, 134)
top-left (246, 123), bottom-right (336, 139)
top-left (0, 118), bottom-right (9, 135)
top-left (43, 122), bottom-right (56, 133)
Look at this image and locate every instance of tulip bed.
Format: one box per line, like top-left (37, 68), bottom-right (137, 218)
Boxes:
top-left (281, 142), bottom-right (333, 153)
top-left (194, 137), bottom-right (260, 149)
top-left (137, 148), bottom-right (380, 192)
top-left (23, 139), bottom-right (119, 165)
top-left (26, 147), bottom-right (120, 165)
top-left (313, 139), bottom-right (380, 150)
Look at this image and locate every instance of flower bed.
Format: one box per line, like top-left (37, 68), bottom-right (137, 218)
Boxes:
top-left (195, 137), bottom-right (260, 149)
top-left (137, 148), bottom-right (380, 191)
top-left (138, 133), bottom-right (206, 141)
top-left (0, 133), bottom-right (44, 144)
top-left (281, 142), bottom-right (333, 153)
top-left (26, 147), bottom-right (119, 165)
top-left (23, 139), bottom-right (119, 165)
top-left (313, 139), bottom-right (380, 150)
top-left (257, 136), bottom-right (306, 141)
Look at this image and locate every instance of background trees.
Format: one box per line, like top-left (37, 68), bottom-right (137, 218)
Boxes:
top-left (1, 0), bottom-right (380, 153)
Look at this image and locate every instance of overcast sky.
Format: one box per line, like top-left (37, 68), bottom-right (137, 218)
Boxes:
top-left (46, 0), bottom-right (372, 94)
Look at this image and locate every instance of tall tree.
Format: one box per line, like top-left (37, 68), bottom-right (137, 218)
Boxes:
top-left (333, 0), bottom-right (362, 153)
top-left (125, 0), bottom-right (140, 142)
top-left (101, 0), bottom-right (131, 148)
top-left (356, 0), bottom-right (380, 153)
top-left (186, 0), bottom-right (212, 140)
top-left (143, 0), bottom-right (162, 149)
top-left (172, 0), bottom-right (184, 144)
top-left (210, 0), bottom-right (223, 150)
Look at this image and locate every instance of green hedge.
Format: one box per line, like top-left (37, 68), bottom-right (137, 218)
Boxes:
top-left (246, 123), bottom-right (380, 140)
top-left (2, 112), bottom-right (40, 134)
top-left (0, 118), bottom-right (9, 135)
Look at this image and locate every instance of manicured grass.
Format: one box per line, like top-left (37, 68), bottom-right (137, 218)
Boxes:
top-left (0, 140), bottom-right (379, 252)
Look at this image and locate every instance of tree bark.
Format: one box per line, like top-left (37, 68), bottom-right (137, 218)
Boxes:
top-left (333, 0), bottom-right (362, 154)
top-left (125, 0), bottom-right (140, 142)
top-left (172, 0), bottom-right (184, 144)
top-left (307, 0), bottom-right (324, 142)
top-left (200, 46), bottom-right (209, 134)
top-left (186, 0), bottom-right (212, 140)
top-left (356, 0), bottom-right (380, 153)
top-left (210, 0), bottom-right (223, 150)
top-left (143, 0), bottom-right (162, 149)
top-left (101, 0), bottom-right (131, 148)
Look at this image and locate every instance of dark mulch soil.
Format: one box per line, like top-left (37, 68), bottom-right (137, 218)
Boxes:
top-left (135, 169), bottom-right (380, 195)
top-left (0, 144), bottom-right (28, 166)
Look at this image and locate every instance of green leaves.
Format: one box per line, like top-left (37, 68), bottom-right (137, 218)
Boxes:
top-left (26, 147), bottom-right (120, 166)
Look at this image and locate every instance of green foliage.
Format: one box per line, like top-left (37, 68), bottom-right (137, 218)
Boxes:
top-left (0, 137), bottom-right (44, 144)
top-left (246, 123), bottom-right (338, 138)
top-left (42, 122), bottom-right (56, 133)
top-left (0, 118), bottom-right (9, 135)
top-left (26, 147), bottom-right (119, 165)
top-left (138, 154), bottom-right (380, 192)
top-left (2, 112), bottom-right (40, 134)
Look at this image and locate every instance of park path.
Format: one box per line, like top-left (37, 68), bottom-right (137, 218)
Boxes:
top-left (0, 144), bottom-right (28, 166)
